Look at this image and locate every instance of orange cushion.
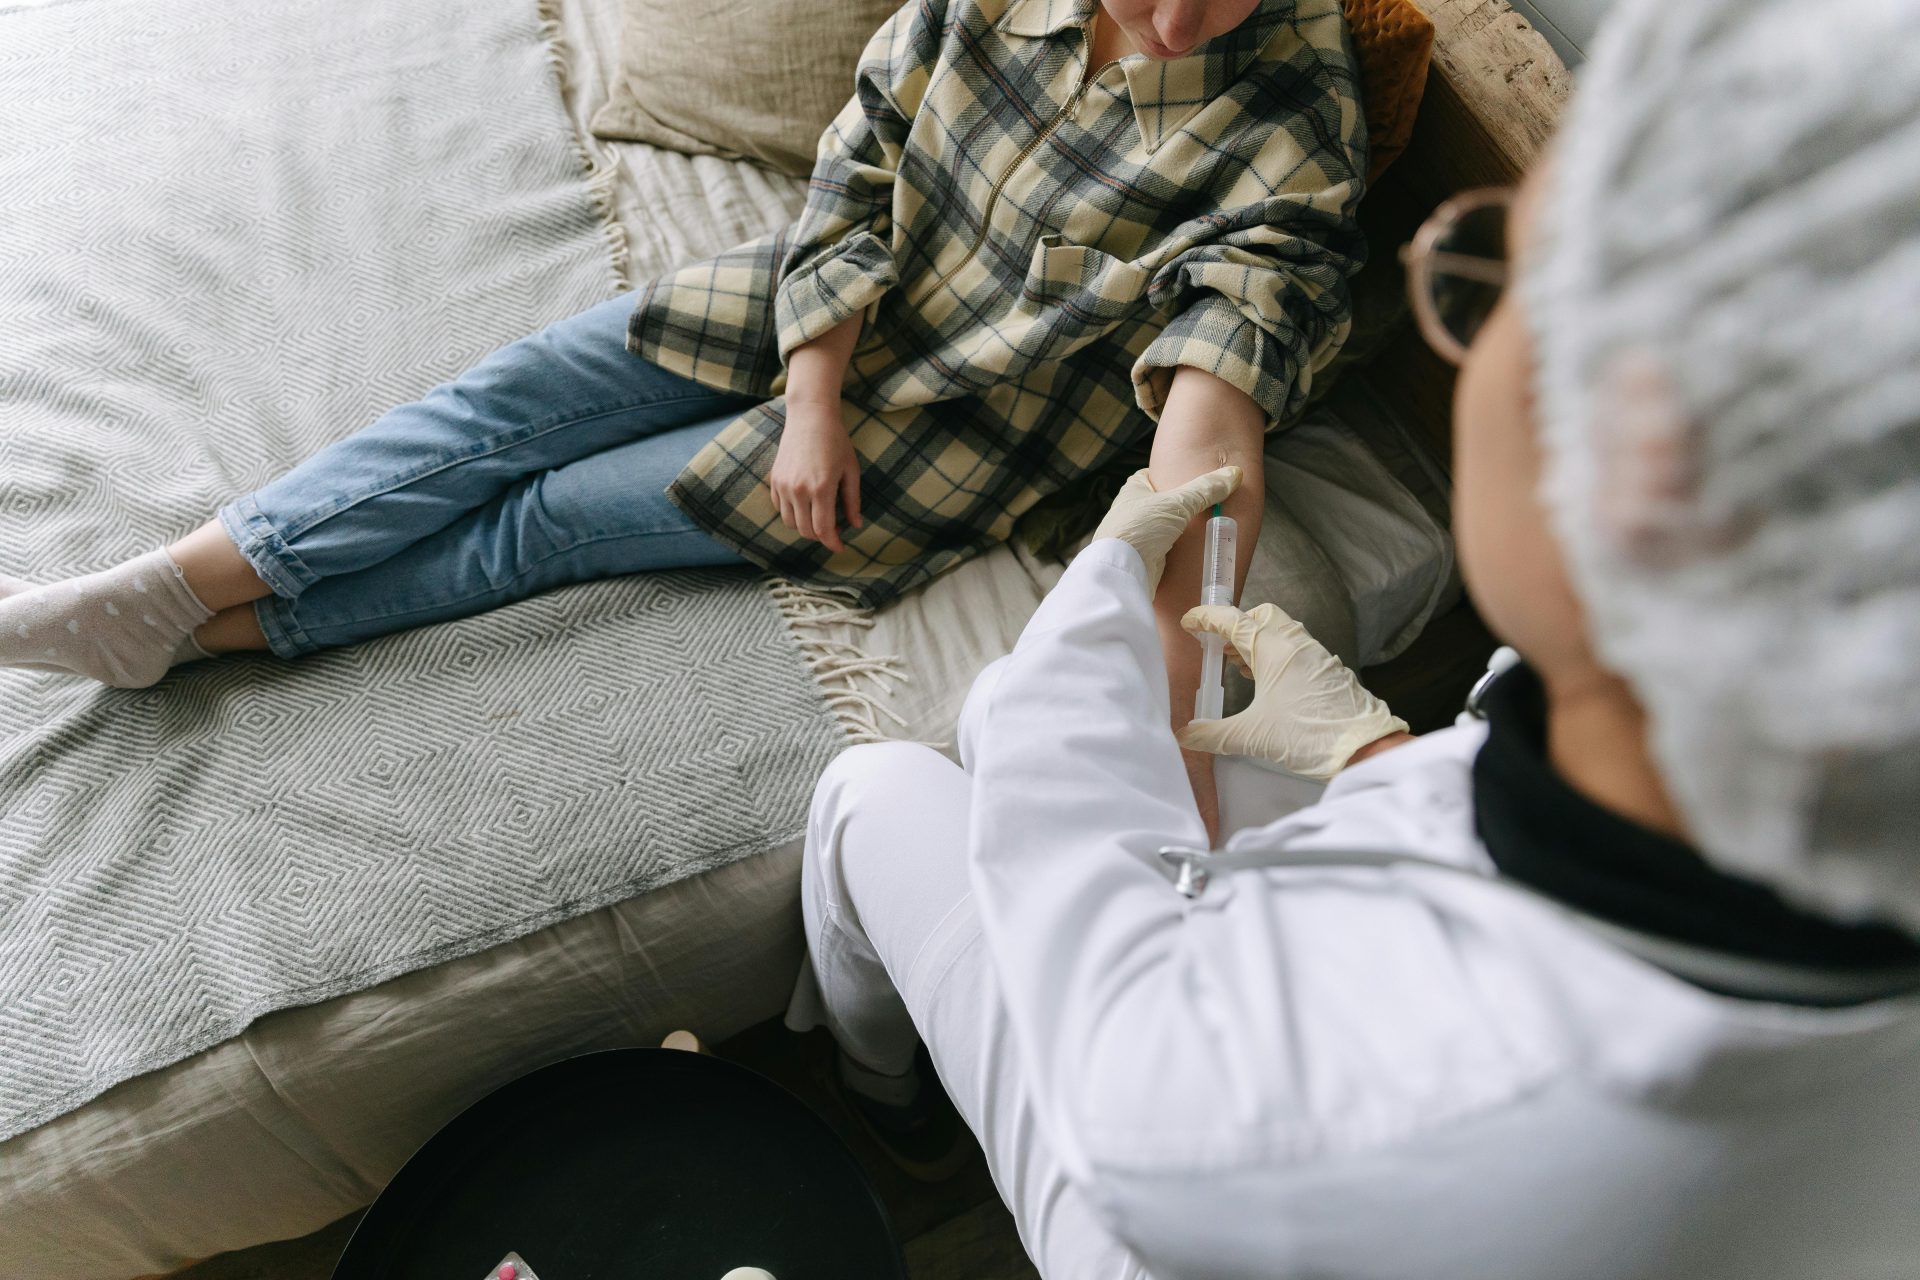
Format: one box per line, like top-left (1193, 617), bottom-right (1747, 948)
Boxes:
top-left (1345, 0), bottom-right (1436, 181)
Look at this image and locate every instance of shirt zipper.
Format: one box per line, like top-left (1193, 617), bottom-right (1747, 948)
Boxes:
top-left (905, 29), bottom-right (1110, 308)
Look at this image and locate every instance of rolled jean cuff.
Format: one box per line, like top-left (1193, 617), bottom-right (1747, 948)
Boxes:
top-left (252, 596), bottom-right (317, 659)
top-left (217, 495), bottom-right (320, 600)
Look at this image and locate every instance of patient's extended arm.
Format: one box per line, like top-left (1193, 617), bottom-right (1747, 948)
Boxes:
top-left (1148, 365), bottom-right (1265, 844)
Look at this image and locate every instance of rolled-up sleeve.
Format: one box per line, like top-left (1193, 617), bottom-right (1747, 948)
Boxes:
top-left (1132, 96), bottom-right (1366, 427)
top-left (773, 0), bottom-right (944, 360)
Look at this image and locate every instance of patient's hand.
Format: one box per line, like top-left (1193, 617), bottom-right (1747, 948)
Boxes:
top-left (775, 314), bottom-right (863, 553)
top-left (771, 397), bottom-right (862, 553)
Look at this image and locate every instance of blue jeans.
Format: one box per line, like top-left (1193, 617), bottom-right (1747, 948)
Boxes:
top-left (219, 292), bottom-right (758, 657)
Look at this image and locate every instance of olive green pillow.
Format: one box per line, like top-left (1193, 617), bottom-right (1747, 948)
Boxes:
top-left (589, 0), bottom-right (904, 177)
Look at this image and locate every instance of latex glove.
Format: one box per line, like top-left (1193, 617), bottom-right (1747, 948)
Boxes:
top-left (1176, 603), bottom-right (1409, 781)
top-left (1089, 465), bottom-right (1242, 594)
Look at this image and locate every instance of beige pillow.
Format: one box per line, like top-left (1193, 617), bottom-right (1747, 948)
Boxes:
top-left (589, 0), bottom-right (903, 177)
top-left (1341, 0), bottom-right (1434, 181)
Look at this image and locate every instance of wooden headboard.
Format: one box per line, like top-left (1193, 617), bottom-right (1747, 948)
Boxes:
top-left (1399, 0), bottom-right (1572, 199)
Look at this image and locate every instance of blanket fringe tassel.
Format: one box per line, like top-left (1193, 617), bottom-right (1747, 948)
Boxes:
top-left (766, 582), bottom-right (913, 746)
top-left (535, 0), bottom-right (632, 293)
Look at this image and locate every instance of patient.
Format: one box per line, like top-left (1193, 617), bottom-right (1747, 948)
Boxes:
top-left (0, 0), bottom-right (1367, 830)
top-left (787, 0), bottom-right (1920, 1275)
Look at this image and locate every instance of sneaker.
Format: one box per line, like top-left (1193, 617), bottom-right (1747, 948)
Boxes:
top-left (829, 1046), bottom-right (975, 1183)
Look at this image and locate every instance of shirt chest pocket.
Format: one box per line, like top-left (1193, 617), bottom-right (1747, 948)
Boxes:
top-left (1019, 234), bottom-right (1154, 330)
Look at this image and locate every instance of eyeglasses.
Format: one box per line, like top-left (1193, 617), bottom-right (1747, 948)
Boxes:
top-left (1399, 187), bottom-right (1514, 366)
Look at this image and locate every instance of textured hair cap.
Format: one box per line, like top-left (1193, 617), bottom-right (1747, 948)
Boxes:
top-left (1524, 0), bottom-right (1920, 931)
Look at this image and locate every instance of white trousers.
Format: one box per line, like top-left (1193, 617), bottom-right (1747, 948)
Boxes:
top-left (788, 661), bottom-right (1319, 1279)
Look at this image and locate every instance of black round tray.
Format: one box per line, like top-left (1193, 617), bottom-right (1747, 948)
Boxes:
top-left (333, 1047), bottom-right (906, 1280)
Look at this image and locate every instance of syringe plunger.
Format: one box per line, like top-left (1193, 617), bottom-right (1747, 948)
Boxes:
top-left (1192, 507), bottom-right (1237, 722)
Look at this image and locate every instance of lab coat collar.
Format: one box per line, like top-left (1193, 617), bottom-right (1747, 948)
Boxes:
top-left (998, 0), bottom-right (1295, 153)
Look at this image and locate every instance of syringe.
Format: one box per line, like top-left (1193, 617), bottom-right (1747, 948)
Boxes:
top-left (1192, 504), bottom-right (1237, 722)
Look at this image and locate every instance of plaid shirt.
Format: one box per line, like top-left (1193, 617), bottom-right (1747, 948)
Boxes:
top-left (628, 0), bottom-right (1366, 607)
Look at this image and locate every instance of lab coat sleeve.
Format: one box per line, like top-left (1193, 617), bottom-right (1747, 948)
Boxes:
top-left (771, 0), bottom-right (942, 361)
top-left (968, 538), bottom-right (1416, 1182)
top-left (968, 537), bottom-right (1236, 1167)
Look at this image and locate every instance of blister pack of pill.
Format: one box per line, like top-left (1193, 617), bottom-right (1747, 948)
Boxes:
top-left (483, 1253), bottom-right (539, 1280)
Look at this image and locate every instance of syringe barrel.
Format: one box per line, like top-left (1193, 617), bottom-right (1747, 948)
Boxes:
top-left (1200, 514), bottom-right (1237, 605)
top-left (1192, 512), bottom-right (1238, 722)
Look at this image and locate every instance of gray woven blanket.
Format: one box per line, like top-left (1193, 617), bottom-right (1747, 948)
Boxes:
top-left (0, 0), bottom-right (844, 1142)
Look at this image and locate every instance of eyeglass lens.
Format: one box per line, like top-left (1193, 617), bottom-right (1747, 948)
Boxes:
top-left (1431, 202), bottom-right (1509, 352)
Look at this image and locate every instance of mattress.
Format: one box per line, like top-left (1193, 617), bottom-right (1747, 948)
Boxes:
top-left (2, 0), bottom-right (1453, 1271)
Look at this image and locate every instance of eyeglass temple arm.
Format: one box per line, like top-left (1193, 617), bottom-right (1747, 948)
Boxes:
top-left (1414, 249), bottom-right (1510, 286)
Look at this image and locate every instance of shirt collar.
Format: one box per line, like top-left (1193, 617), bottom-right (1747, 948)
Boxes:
top-left (999, 0), bottom-right (1091, 38)
top-left (998, 0), bottom-right (1294, 152)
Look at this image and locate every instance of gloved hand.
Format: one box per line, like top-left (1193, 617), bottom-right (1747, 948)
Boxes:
top-left (1089, 465), bottom-right (1242, 594)
top-left (1177, 602), bottom-right (1409, 781)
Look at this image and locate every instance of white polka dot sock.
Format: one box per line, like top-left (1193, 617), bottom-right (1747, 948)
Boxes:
top-left (3, 571), bottom-right (211, 673)
top-left (172, 631), bottom-right (215, 667)
top-left (0, 550), bottom-right (215, 688)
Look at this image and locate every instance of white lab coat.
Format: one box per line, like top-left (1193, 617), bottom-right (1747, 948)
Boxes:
top-left (961, 539), bottom-right (1920, 1280)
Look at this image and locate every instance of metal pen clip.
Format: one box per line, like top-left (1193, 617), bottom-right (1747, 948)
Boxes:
top-left (1157, 845), bottom-right (1213, 899)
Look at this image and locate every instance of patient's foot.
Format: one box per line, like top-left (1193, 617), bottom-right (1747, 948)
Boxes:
top-left (0, 550), bottom-right (215, 687)
top-left (834, 1047), bottom-right (973, 1183)
top-left (0, 574), bottom-right (34, 599)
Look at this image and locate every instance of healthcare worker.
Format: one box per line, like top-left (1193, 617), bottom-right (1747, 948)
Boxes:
top-left (786, 0), bottom-right (1920, 1275)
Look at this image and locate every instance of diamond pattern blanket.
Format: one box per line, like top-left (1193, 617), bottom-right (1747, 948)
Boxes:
top-left (0, 0), bottom-right (845, 1142)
